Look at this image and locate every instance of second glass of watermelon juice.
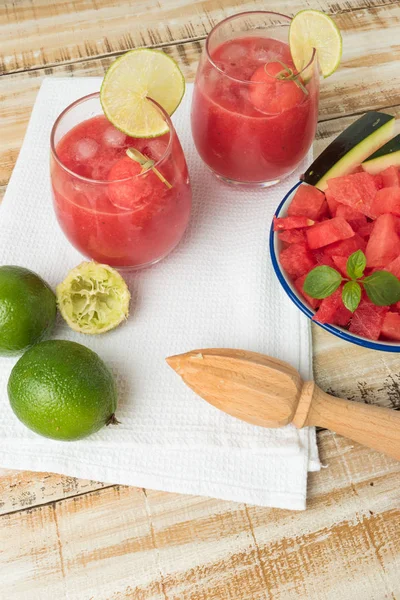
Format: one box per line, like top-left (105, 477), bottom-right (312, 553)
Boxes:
top-left (50, 93), bottom-right (191, 269)
top-left (191, 11), bottom-right (320, 187)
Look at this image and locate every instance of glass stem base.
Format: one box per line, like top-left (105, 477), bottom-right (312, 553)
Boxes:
top-left (209, 167), bottom-right (297, 189)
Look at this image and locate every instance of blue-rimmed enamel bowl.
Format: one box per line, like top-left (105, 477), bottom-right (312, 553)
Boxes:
top-left (269, 181), bottom-right (400, 352)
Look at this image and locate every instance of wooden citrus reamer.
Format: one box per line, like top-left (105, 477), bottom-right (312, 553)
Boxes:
top-left (166, 348), bottom-right (400, 461)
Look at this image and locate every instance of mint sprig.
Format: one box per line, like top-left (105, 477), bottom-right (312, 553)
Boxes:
top-left (302, 266), bottom-right (341, 299)
top-left (346, 250), bottom-right (366, 280)
top-left (342, 280), bottom-right (362, 312)
top-left (126, 148), bottom-right (172, 189)
top-left (270, 60), bottom-right (309, 95)
top-left (363, 271), bottom-right (400, 306)
top-left (303, 250), bottom-right (400, 312)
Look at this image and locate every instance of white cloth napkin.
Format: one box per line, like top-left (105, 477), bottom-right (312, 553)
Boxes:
top-left (0, 79), bottom-right (319, 510)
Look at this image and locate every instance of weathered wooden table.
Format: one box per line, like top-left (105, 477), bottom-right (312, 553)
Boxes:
top-left (1, 1), bottom-right (400, 598)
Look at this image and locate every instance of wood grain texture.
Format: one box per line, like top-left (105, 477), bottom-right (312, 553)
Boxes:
top-left (313, 322), bottom-right (400, 411)
top-left (0, 469), bottom-right (109, 516)
top-left (1, 0), bottom-right (398, 75)
top-left (2, 3), bottom-right (400, 192)
top-left (1, 0), bottom-right (400, 598)
top-left (0, 432), bottom-right (398, 599)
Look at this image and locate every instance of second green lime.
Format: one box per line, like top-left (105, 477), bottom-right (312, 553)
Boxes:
top-left (0, 266), bottom-right (56, 356)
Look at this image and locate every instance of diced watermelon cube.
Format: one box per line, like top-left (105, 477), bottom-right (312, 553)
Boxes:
top-left (335, 204), bottom-right (367, 230)
top-left (287, 185), bottom-right (327, 220)
top-left (384, 255), bottom-right (400, 278)
top-left (357, 222), bottom-right (374, 239)
top-left (294, 274), bottom-right (320, 310)
top-left (374, 174), bottom-right (384, 190)
top-left (312, 250), bottom-right (336, 268)
top-left (323, 234), bottom-right (366, 257)
top-left (381, 166), bottom-right (400, 188)
top-left (349, 298), bottom-right (387, 340)
top-left (273, 216), bottom-right (314, 231)
top-left (325, 189), bottom-right (339, 217)
top-left (306, 217), bottom-right (355, 250)
top-left (313, 287), bottom-right (343, 324)
top-left (381, 311), bottom-right (400, 341)
top-left (279, 243), bottom-right (316, 278)
top-left (370, 187), bottom-right (400, 217)
top-left (332, 255), bottom-right (348, 277)
top-left (326, 172), bottom-right (379, 219)
top-left (278, 229), bottom-right (306, 244)
top-left (318, 205), bottom-right (329, 220)
top-left (365, 213), bottom-right (400, 268)
top-left (392, 301), bottom-right (400, 311)
top-left (332, 305), bottom-right (353, 327)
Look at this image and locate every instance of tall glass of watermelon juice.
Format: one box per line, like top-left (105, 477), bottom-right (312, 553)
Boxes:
top-left (50, 93), bottom-right (191, 269)
top-left (191, 12), bottom-right (320, 187)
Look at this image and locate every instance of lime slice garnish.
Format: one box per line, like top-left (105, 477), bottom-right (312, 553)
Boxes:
top-left (100, 48), bottom-right (185, 138)
top-left (289, 10), bottom-right (342, 78)
top-left (56, 262), bottom-right (130, 335)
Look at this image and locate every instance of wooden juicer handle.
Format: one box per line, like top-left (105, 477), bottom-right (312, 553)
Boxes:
top-left (294, 381), bottom-right (400, 461)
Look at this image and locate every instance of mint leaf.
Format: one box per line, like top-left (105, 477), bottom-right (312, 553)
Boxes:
top-left (303, 266), bottom-right (342, 299)
top-left (346, 250), bottom-right (366, 280)
top-left (363, 271), bottom-right (400, 306)
top-left (342, 281), bottom-right (362, 312)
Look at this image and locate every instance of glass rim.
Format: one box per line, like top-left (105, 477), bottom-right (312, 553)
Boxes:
top-left (205, 10), bottom-right (317, 86)
top-left (50, 92), bottom-right (174, 184)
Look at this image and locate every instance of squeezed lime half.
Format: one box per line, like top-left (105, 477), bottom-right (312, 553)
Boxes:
top-left (56, 262), bottom-right (130, 335)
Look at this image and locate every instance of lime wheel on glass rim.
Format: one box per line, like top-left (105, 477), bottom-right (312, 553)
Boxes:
top-left (100, 48), bottom-right (186, 138)
top-left (289, 9), bottom-right (342, 78)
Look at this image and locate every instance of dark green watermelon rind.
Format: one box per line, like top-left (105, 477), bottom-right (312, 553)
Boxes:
top-left (362, 133), bottom-right (400, 174)
top-left (302, 112), bottom-right (395, 190)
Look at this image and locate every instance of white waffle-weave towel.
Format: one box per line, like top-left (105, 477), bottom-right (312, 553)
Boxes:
top-left (0, 79), bottom-right (319, 510)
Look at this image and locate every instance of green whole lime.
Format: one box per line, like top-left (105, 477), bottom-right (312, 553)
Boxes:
top-left (0, 266), bottom-right (57, 356)
top-left (8, 340), bottom-right (118, 441)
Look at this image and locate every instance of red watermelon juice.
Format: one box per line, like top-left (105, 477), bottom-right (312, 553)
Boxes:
top-left (51, 96), bottom-right (191, 269)
top-left (191, 36), bottom-right (319, 185)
